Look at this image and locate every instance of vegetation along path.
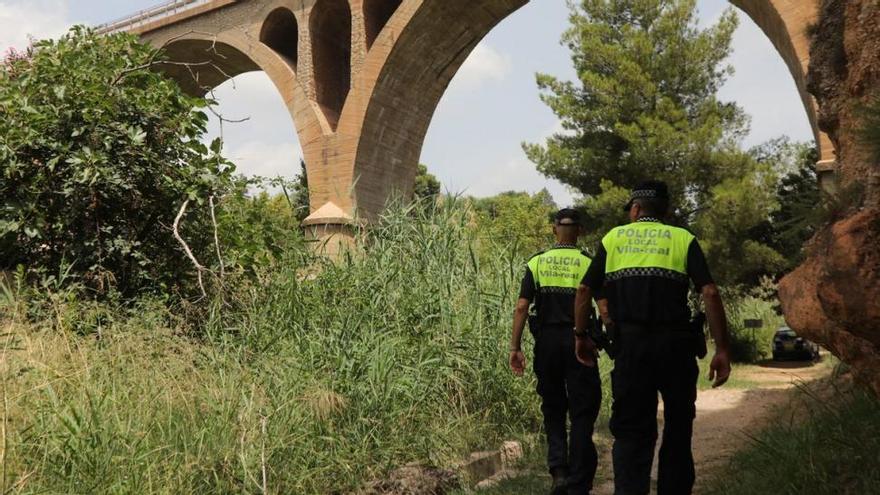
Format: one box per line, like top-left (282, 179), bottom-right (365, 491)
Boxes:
top-left (483, 358), bottom-right (835, 495)
top-left (597, 360), bottom-right (833, 495)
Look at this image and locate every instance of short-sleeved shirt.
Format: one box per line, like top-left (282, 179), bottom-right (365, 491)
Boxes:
top-left (581, 220), bottom-right (713, 325)
top-left (519, 245), bottom-right (592, 327)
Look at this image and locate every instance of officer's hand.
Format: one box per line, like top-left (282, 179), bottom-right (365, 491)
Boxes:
top-left (709, 349), bottom-right (731, 388)
top-left (575, 336), bottom-right (598, 368)
top-left (510, 350), bottom-right (526, 376)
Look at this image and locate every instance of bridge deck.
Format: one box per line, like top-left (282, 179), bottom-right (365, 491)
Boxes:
top-left (96, 0), bottom-right (215, 34)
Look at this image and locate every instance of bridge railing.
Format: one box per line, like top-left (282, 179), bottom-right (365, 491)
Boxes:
top-left (95, 0), bottom-right (214, 34)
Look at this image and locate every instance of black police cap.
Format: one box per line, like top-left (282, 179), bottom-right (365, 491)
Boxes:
top-left (623, 180), bottom-right (670, 211)
top-left (554, 208), bottom-right (582, 226)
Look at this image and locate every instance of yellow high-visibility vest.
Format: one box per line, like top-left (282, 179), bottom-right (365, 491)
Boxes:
top-left (527, 248), bottom-right (592, 293)
top-left (601, 221), bottom-right (694, 282)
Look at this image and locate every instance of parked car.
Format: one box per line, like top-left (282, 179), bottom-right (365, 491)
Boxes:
top-left (772, 326), bottom-right (820, 361)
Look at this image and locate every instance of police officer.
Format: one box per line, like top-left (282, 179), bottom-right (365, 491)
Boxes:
top-left (510, 208), bottom-right (602, 495)
top-left (573, 181), bottom-right (731, 495)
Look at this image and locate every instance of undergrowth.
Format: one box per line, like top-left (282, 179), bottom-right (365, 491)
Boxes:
top-left (0, 199), bottom-right (546, 494)
top-left (705, 374), bottom-right (880, 495)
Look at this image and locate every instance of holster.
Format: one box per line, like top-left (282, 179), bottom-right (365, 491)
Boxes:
top-left (691, 312), bottom-right (708, 359)
top-left (591, 309), bottom-right (617, 359)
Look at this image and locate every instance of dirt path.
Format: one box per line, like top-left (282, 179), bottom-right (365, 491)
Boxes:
top-left (592, 360), bottom-right (833, 495)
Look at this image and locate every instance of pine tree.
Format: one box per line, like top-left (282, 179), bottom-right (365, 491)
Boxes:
top-left (524, 0), bottom-right (746, 223)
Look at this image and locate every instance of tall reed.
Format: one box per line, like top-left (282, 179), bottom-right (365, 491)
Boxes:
top-left (2, 199), bottom-right (555, 494)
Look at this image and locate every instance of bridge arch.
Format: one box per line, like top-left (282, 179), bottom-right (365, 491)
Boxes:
top-left (364, 0), bottom-right (404, 49)
top-left (156, 31), bottom-right (335, 213)
top-left (126, 0), bottom-right (832, 236)
top-left (353, 0), bottom-right (833, 216)
top-left (261, 7), bottom-right (300, 69)
top-left (311, 0), bottom-right (353, 130)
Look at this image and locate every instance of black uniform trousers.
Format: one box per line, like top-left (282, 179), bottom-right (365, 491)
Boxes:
top-left (609, 324), bottom-right (699, 495)
top-left (534, 324), bottom-right (602, 494)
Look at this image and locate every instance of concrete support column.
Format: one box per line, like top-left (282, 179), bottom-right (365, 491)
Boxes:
top-left (301, 201), bottom-right (356, 256)
top-left (816, 158), bottom-right (838, 195)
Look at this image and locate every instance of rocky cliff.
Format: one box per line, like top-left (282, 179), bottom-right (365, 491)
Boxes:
top-left (779, 0), bottom-right (880, 394)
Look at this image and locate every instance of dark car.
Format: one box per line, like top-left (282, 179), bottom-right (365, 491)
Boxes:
top-left (772, 326), bottom-right (820, 361)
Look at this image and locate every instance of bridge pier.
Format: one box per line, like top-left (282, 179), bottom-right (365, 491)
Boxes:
top-left (302, 201), bottom-right (356, 256)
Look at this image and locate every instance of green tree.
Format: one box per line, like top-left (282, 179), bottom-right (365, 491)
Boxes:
top-left (414, 163), bottom-right (441, 201)
top-left (524, 0), bottom-right (745, 227)
top-left (284, 159), bottom-right (311, 222)
top-left (216, 181), bottom-right (305, 276)
top-left (0, 27), bottom-right (235, 296)
top-left (472, 189), bottom-right (558, 258)
top-left (694, 159), bottom-right (786, 286)
top-left (523, 0), bottom-right (804, 287)
top-left (767, 143), bottom-right (821, 269)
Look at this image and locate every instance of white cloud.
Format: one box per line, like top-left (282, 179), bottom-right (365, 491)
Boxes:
top-left (439, 120), bottom-right (577, 207)
top-left (475, 155), bottom-right (574, 204)
top-left (0, 0), bottom-right (70, 52)
top-left (223, 140), bottom-right (303, 186)
top-left (448, 43), bottom-right (512, 91)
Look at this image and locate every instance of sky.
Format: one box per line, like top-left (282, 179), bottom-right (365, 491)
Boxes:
top-left (0, 0), bottom-right (814, 206)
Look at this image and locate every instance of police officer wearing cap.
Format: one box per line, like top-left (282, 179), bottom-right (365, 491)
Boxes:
top-left (573, 181), bottom-right (731, 495)
top-left (510, 208), bottom-right (602, 495)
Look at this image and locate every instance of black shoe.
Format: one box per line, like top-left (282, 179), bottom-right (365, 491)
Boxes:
top-left (549, 467), bottom-right (568, 495)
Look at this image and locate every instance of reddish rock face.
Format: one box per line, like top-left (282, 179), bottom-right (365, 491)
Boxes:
top-left (780, 0), bottom-right (880, 395)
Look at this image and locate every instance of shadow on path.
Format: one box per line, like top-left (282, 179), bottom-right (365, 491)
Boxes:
top-left (592, 361), bottom-right (834, 495)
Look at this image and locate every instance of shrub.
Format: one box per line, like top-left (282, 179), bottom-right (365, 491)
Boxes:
top-left (0, 27), bottom-right (234, 297)
top-left (705, 379), bottom-right (880, 495)
top-left (2, 199), bottom-right (554, 494)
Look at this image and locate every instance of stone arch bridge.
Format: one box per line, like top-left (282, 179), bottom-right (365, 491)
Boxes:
top-left (99, 0), bottom-right (836, 247)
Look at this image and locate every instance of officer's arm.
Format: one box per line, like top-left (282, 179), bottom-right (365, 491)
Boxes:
top-left (703, 283), bottom-right (731, 387)
top-left (703, 284), bottom-right (730, 353)
top-left (574, 247), bottom-right (606, 367)
top-left (689, 240), bottom-right (731, 387)
top-left (511, 297), bottom-right (530, 353)
top-left (574, 284), bottom-right (598, 367)
top-left (597, 298), bottom-right (611, 326)
top-left (510, 268), bottom-right (535, 376)
top-left (578, 245), bottom-right (608, 329)
top-left (574, 284), bottom-right (593, 336)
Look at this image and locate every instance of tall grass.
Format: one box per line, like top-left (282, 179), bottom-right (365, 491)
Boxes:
top-left (1, 199), bottom-right (551, 494)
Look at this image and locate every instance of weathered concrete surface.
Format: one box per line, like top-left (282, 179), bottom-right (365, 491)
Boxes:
top-left (780, 0), bottom-right (880, 395)
top-left (113, 0), bottom-right (832, 226)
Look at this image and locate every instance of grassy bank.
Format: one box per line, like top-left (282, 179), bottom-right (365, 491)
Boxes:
top-left (0, 201), bottom-right (549, 494)
top-left (0, 198), bottom-right (816, 494)
top-left (704, 375), bottom-right (880, 495)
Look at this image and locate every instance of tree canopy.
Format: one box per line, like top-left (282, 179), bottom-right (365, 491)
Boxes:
top-left (0, 27), bottom-right (235, 295)
top-left (524, 0), bottom-right (745, 216)
top-left (414, 163), bottom-right (442, 202)
top-left (472, 189), bottom-right (558, 258)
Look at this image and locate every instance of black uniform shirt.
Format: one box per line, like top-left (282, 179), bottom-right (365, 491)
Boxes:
top-left (519, 245), bottom-right (589, 328)
top-left (581, 224), bottom-right (714, 326)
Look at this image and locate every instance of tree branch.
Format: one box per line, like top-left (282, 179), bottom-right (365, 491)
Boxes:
top-left (173, 199), bottom-right (206, 298)
top-left (209, 195), bottom-right (225, 279)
